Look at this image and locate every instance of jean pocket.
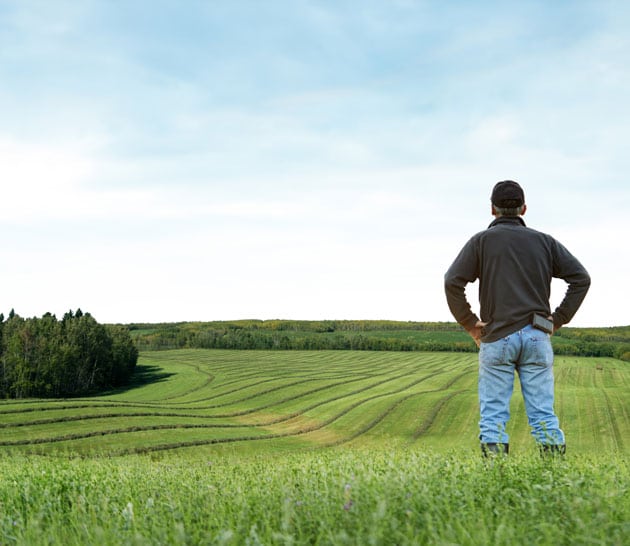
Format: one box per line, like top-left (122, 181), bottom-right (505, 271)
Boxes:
top-left (524, 335), bottom-right (553, 366)
top-left (479, 338), bottom-right (509, 367)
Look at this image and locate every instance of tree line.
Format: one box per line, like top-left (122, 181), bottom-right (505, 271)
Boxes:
top-left (129, 320), bottom-right (630, 361)
top-left (133, 329), bottom-right (474, 353)
top-left (0, 309), bottom-right (138, 399)
top-left (129, 320), bottom-right (473, 352)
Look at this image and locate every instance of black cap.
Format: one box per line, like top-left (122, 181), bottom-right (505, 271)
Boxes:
top-left (491, 180), bottom-right (524, 208)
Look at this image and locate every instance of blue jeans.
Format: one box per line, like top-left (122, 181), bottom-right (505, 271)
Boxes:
top-left (478, 325), bottom-right (565, 446)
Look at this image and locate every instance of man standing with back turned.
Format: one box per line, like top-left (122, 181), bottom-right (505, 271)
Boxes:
top-left (444, 181), bottom-right (590, 456)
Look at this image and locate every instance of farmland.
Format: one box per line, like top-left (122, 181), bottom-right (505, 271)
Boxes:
top-left (1, 349), bottom-right (627, 456)
top-left (128, 319), bottom-right (630, 358)
top-left (0, 349), bottom-right (628, 544)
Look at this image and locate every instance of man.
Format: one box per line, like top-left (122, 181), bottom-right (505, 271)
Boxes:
top-left (444, 180), bottom-right (590, 456)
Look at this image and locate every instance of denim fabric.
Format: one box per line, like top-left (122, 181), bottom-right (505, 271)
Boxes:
top-left (478, 325), bottom-right (565, 445)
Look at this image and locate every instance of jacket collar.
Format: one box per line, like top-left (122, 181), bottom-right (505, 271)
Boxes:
top-left (488, 216), bottom-right (526, 229)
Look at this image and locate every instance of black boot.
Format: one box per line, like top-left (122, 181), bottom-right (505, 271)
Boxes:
top-left (539, 444), bottom-right (566, 457)
top-left (481, 442), bottom-right (509, 457)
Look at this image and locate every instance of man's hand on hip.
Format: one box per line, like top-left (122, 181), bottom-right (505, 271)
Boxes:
top-left (467, 321), bottom-right (487, 348)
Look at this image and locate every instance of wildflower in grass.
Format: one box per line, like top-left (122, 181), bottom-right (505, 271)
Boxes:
top-left (343, 483), bottom-right (353, 511)
top-left (75, 494), bottom-right (86, 513)
top-left (215, 529), bottom-right (234, 545)
top-left (122, 501), bottom-right (134, 528)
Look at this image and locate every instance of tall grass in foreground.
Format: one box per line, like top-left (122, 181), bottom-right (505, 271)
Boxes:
top-left (1, 449), bottom-right (627, 545)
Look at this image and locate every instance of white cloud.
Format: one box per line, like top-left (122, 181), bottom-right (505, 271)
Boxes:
top-left (0, 138), bottom-right (95, 221)
top-left (0, 1), bottom-right (628, 326)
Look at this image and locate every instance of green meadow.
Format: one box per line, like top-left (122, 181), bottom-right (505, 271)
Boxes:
top-left (1, 349), bottom-right (628, 544)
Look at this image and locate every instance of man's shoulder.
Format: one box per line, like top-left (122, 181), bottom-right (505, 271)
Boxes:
top-left (521, 225), bottom-right (558, 243)
top-left (476, 223), bottom-right (560, 252)
top-left (462, 228), bottom-right (490, 247)
top-left (485, 221), bottom-right (554, 239)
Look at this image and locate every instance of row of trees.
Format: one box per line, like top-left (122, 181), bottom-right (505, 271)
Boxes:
top-left (0, 310), bottom-right (138, 399)
top-left (133, 329), bottom-right (475, 353)
top-left (130, 320), bottom-right (630, 360)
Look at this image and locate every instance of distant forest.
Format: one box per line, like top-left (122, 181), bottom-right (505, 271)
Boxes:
top-left (3, 314), bottom-right (626, 401)
top-left (0, 310), bottom-right (138, 399)
top-left (129, 319), bottom-right (630, 361)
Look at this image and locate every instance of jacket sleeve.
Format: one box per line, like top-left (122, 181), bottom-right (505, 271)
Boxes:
top-left (444, 238), bottom-right (480, 331)
top-left (550, 239), bottom-right (591, 327)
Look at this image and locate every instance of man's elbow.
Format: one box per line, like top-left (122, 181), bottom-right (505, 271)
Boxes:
top-left (580, 271), bottom-right (592, 291)
top-left (444, 274), bottom-right (457, 296)
top-left (444, 271), bottom-right (466, 293)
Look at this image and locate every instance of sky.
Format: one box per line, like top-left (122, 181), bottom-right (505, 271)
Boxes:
top-left (1, 0), bottom-right (629, 327)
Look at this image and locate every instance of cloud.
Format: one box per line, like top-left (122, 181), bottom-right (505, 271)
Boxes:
top-left (0, 138), bottom-right (95, 221)
top-left (0, 1), bottom-right (628, 326)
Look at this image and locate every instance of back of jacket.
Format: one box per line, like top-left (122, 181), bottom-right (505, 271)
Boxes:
top-left (444, 216), bottom-right (590, 343)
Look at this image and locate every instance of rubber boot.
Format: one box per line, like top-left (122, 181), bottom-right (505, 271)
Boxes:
top-left (481, 442), bottom-right (509, 457)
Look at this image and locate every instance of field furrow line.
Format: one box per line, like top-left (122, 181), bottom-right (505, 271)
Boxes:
top-left (411, 391), bottom-right (466, 440)
top-left (79, 369), bottom-right (463, 454)
top-left (316, 368), bottom-right (474, 447)
top-left (206, 366), bottom-right (451, 418)
top-left (0, 365), bottom-right (471, 449)
top-left (0, 422), bottom-right (264, 446)
top-left (603, 390), bottom-right (624, 451)
top-left (6, 369), bottom-right (456, 451)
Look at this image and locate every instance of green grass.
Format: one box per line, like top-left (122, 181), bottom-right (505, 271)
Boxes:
top-left (0, 450), bottom-right (627, 545)
top-left (0, 349), bottom-right (628, 544)
top-left (1, 350), bottom-right (625, 456)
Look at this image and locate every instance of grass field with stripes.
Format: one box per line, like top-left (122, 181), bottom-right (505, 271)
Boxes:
top-left (1, 349), bottom-right (626, 457)
top-left (0, 349), bottom-right (628, 545)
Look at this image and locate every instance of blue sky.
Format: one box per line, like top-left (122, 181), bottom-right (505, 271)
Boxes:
top-left (1, 0), bottom-right (628, 326)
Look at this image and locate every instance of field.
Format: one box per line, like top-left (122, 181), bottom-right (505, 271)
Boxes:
top-left (1, 350), bottom-right (627, 456)
top-left (1, 349), bottom-right (628, 544)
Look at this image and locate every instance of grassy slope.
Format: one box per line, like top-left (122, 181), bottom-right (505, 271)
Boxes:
top-left (0, 349), bottom-right (628, 545)
top-left (0, 450), bottom-right (627, 545)
top-left (0, 349), bottom-right (626, 457)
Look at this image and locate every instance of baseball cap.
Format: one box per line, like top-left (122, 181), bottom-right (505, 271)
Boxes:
top-left (491, 180), bottom-right (525, 208)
